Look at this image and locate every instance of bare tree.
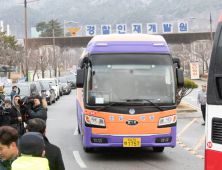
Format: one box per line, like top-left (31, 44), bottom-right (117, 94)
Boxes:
top-left (0, 32), bottom-right (24, 79)
top-left (193, 41), bottom-right (212, 72)
top-left (3, 45), bottom-right (24, 79)
top-left (170, 44), bottom-right (193, 78)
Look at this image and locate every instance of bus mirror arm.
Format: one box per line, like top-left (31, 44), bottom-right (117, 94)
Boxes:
top-left (173, 57), bottom-right (181, 68)
top-left (81, 57), bottom-right (90, 68)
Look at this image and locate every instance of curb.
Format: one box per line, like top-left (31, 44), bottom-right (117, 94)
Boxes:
top-left (177, 111), bottom-right (202, 119)
top-left (177, 109), bottom-right (198, 113)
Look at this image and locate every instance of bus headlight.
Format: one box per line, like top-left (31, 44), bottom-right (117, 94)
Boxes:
top-left (85, 115), bottom-right (105, 127)
top-left (158, 115), bottom-right (177, 127)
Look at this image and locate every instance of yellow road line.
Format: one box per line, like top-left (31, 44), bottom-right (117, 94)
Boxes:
top-left (177, 139), bottom-right (205, 159)
top-left (193, 134), bottom-right (205, 151)
top-left (177, 118), bottom-right (198, 138)
top-left (181, 100), bottom-right (201, 111)
top-left (176, 100), bottom-right (205, 159)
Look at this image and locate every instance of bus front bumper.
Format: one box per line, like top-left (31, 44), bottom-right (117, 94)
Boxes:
top-left (83, 126), bottom-right (176, 148)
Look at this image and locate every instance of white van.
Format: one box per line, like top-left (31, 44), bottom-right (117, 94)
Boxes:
top-left (37, 78), bottom-right (60, 100)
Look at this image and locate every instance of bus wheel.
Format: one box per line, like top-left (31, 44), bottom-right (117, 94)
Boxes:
top-left (153, 147), bottom-right (164, 152)
top-left (78, 126), bottom-right (80, 134)
top-left (83, 146), bottom-right (94, 153)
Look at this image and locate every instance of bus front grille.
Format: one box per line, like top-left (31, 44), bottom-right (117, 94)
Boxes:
top-left (212, 118), bottom-right (222, 144)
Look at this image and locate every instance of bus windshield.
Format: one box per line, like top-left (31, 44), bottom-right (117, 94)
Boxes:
top-left (86, 54), bottom-right (175, 105)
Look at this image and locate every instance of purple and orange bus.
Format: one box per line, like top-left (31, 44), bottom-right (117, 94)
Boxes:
top-left (76, 34), bottom-right (184, 152)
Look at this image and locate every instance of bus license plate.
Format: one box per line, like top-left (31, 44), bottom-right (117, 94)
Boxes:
top-left (123, 138), bottom-right (141, 147)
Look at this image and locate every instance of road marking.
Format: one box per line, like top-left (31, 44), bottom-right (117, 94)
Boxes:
top-left (74, 127), bottom-right (78, 135)
top-left (177, 100), bottom-right (205, 159)
top-left (182, 100), bottom-right (201, 111)
top-left (193, 134), bottom-right (206, 151)
top-left (73, 151), bottom-right (87, 168)
top-left (177, 140), bottom-right (205, 159)
top-left (177, 118), bottom-right (198, 138)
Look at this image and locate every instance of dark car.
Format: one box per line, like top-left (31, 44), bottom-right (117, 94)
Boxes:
top-left (64, 74), bottom-right (76, 89)
top-left (56, 77), bottom-right (71, 94)
top-left (4, 83), bottom-right (37, 101)
top-left (29, 82), bottom-right (46, 101)
top-left (43, 84), bottom-right (56, 105)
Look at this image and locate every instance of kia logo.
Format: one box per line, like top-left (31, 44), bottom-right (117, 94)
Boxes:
top-left (126, 120), bottom-right (139, 126)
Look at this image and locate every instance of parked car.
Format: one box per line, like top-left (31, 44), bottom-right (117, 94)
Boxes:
top-left (4, 83), bottom-right (36, 101)
top-left (64, 74), bottom-right (76, 89)
top-left (29, 81), bottom-right (46, 100)
top-left (57, 77), bottom-right (71, 94)
top-left (42, 84), bottom-right (56, 105)
top-left (54, 78), bottom-right (63, 96)
top-left (37, 79), bottom-right (60, 101)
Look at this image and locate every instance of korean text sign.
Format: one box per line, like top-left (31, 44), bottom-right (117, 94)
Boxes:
top-left (190, 62), bottom-right (200, 79)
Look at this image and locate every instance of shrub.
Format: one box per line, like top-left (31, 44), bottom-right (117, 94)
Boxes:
top-left (200, 74), bottom-right (208, 79)
top-left (203, 74), bottom-right (208, 79)
top-left (176, 79), bottom-right (198, 105)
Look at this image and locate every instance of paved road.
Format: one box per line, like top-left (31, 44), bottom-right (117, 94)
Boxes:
top-left (46, 90), bottom-right (205, 170)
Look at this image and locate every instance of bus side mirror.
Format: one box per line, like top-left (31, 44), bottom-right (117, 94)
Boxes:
top-left (76, 68), bottom-right (85, 88)
top-left (173, 57), bottom-right (181, 68)
top-left (176, 68), bottom-right (184, 87)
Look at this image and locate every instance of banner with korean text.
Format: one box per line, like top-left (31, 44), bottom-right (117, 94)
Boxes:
top-left (190, 62), bottom-right (200, 79)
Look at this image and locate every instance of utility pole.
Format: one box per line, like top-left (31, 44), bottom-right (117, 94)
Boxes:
top-left (24, 0), bottom-right (28, 81)
top-left (190, 14), bottom-right (214, 46)
top-left (20, 0), bottom-right (39, 81)
top-left (52, 20), bottom-right (56, 77)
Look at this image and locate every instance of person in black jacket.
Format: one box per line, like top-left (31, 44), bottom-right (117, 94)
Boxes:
top-left (6, 96), bottom-right (24, 135)
top-left (26, 118), bottom-right (65, 170)
top-left (0, 100), bottom-right (12, 126)
top-left (26, 95), bottom-right (47, 122)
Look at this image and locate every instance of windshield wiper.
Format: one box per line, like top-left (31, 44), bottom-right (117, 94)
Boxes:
top-left (125, 99), bottom-right (164, 111)
top-left (97, 103), bottom-right (123, 111)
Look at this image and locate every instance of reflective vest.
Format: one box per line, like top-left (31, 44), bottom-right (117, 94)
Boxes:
top-left (11, 156), bottom-right (50, 170)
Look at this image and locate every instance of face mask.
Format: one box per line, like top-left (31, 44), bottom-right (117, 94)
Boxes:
top-left (5, 105), bottom-right (11, 109)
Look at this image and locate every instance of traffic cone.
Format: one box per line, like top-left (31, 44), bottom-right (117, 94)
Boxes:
top-left (219, 12), bottom-right (222, 23)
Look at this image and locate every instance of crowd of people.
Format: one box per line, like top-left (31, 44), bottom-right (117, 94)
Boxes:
top-left (0, 85), bottom-right (65, 170)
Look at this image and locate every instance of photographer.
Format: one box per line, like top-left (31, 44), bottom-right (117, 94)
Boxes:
top-left (0, 100), bottom-right (12, 127)
top-left (10, 86), bottom-right (20, 101)
top-left (26, 95), bottom-right (47, 122)
top-left (10, 96), bottom-right (24, 135)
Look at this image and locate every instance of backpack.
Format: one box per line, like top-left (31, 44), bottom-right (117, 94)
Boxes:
top-left (11, 156), bottom-right (50, 170)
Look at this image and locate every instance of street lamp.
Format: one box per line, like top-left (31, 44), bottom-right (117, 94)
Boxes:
top-left (190, 13), bottom-right (214, 45)
top-left (63, 20), bottom-right (80, 36)
top-left (20, 0), bottom-right (40, 81)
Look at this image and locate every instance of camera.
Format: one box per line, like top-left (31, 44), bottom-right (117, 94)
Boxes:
top-left (18, 96), bottom-right (34, 109)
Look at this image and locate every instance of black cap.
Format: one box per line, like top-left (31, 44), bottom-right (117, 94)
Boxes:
top-left (18, 132), bottom-right (45, 156)
top-left (33, 95), bottom-right (43, 103)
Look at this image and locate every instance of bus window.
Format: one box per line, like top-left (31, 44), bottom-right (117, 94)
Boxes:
top-left (216, 78), bottom-right (222, 99)
top-left (86, 54), bottom-right (175, 105)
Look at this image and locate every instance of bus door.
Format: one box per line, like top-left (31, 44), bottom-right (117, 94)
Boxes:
top-left (205, 13), bottom-right (222, 170)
